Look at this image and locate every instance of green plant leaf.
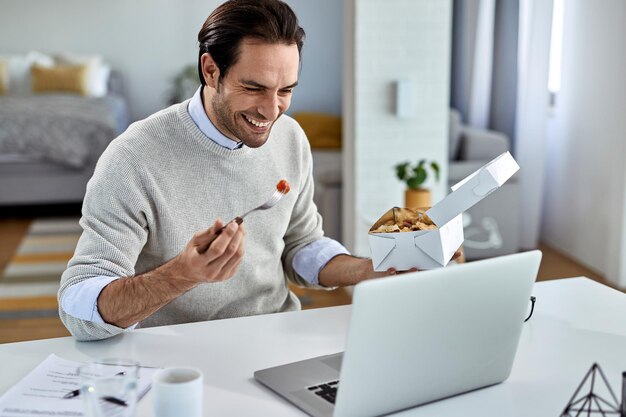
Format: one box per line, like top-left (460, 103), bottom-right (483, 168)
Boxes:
top-left (395, 159), bottom-right (440, 188)
top-left (407, 167), bottom-right (427, 189)
top-left (395, 162), bottom-right (410, 181)
top-left (431, 161), bottom-right (440, 182)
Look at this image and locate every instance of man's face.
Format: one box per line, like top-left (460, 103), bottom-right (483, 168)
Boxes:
top-left (202, 39), bottom-right (300, 148)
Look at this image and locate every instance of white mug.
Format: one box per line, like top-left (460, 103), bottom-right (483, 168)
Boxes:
top-left (152, 367), bottom-right (203, 417)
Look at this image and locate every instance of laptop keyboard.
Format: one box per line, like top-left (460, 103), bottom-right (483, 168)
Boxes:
top-left (307, 380), bottom-right (339, 404)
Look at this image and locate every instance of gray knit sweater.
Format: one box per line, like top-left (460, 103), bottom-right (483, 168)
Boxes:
top-left (58, 101), bottom-right (324, 341)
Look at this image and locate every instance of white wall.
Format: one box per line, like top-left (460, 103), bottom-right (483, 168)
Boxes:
top-left (343, 0), bottom-right (452, 255)
top-left (0, 0), bottom-right (342, 121)
top-left (542, 0), bottom-right (626, 286)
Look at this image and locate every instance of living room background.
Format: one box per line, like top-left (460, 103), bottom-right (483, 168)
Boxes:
top-left (0, 0), bottom-right (343, 122)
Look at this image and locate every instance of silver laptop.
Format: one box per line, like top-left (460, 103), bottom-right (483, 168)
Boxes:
top-left (254, 250), bottom-right (542, 417)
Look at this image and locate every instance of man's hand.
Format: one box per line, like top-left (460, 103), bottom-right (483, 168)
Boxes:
top-left (382, 247), bottom-right (464, 276)
top-left (451, 247), bottom-right (465, 263)
top-left (318, 247), bottom-right (464, 287)
top-left (98, 219), bottom-right (245, 328)
top-left (171, 219), bottom-right (246, 288)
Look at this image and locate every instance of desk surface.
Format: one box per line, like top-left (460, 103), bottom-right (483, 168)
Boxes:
top-left (2, 277), bottom-right (626, 416)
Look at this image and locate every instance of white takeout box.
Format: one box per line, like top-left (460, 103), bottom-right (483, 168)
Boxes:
top-left (368, 151), bottom-right (520, 271)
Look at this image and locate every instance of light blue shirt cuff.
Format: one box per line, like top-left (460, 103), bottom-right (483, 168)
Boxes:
top-left (293, 238), bottom-right (350, 285)
top-left (61, 276), bottom-right (138, 330)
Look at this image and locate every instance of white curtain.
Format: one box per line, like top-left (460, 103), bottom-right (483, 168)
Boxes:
top-left (451, 0), bottom-right (553, 250)
top-left (451, 0), bottom-right (495, 128)
top-left (451, 0), bottom-right (553, 249)
top-left (514, 0), bottom-right (553, 249)
top-left (467, 0), bottom-right (495, 129)
top-left (451, 0), bottom-right (518, 139)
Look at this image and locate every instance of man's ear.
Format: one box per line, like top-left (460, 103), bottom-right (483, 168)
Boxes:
top-left (200, 53), bottom-right (220, 88)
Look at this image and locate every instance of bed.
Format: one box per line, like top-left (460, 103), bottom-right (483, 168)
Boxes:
top-left (0, 72), bottom-right (129, 206)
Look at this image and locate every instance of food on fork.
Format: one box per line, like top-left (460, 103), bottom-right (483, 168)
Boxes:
top-left (370, 207), bottom-right (437, 233)
top-left (277, 179), bottom-right (290, 194)
top-left (211, 180), bottom-right (289, 242)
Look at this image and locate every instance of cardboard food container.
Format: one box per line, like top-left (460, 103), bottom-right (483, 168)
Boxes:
top-left (368, 151), bottom-right (520, 271)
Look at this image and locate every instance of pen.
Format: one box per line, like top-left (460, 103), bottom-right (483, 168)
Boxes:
top-left (63, 391), bottom-right (128, 407)
top-left (62, 389), bottom-right (81, 399)
top-left (101, 396), bottom-right (128, 407)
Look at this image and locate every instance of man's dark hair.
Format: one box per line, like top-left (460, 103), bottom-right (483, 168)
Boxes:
top-left (197, 0), bottom-right (305, 85)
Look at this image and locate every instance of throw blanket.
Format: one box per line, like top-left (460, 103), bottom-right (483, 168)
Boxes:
top-left (0, 94), bottom-right (125, 168)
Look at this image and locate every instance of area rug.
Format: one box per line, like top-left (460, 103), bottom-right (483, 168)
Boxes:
top-left (0, 217), bottom-right (81, 298)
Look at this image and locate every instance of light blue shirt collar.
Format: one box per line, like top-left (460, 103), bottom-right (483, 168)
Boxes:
top-left (188, 86), bottom-right (243, 150)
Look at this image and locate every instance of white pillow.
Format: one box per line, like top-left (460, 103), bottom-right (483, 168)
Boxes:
top-left (0, 51), bottom-right (54, 95)
top-left (89, 64), bottom-right (111, 97)
top-left (55, 52), bottom-right (103, 67)
top-left (54, 53), bottom-right (110, 97)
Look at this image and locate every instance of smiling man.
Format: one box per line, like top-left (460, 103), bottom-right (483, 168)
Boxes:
top-left (203, 39), bottom-right (299, 148)
top-left (57, 0), bottom-right (434, 342)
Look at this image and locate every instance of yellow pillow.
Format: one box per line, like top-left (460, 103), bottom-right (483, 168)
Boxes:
top-left (31, 64), bottom-right (89, 95)
top-left (0, 61), bottom-right (7, 95)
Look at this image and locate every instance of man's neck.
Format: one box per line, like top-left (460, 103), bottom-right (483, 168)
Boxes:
top-left (192, 86), bottom-right (242, 150)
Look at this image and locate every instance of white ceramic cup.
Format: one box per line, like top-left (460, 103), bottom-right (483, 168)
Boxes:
top-left (152, 367), bottom-right (203, 417)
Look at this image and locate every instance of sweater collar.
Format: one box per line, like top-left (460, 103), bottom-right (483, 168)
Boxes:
top-left (187, 86), bottom-right (244, 150)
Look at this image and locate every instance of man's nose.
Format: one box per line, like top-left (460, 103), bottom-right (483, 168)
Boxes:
top-left (258, 93), bottom-right (281, 121)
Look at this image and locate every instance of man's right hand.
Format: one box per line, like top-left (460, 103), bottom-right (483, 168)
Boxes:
top-left (172, 218), bottom-right (246, 287)
top-left (97, 219), bottom-right (245, 329)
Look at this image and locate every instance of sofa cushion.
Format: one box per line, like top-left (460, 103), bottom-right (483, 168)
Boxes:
top-left (31, 64), bottom-right (89, 96)
top-left (0, 51), bottom-right (54, 95)
top-left (458, 127), bottom-right (510, 161)
top-left (54, 53), bottom-right (111, 97)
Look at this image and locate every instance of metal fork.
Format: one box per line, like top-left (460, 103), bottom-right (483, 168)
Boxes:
top-left (218, 189), bottom-right (286, 233)
top-left (197, 188), bottom-right (287, 253)
top-left (233, 189), bottom-right (285, 224)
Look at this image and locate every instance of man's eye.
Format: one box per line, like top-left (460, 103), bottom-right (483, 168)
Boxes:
top-left (245, 87), bottom-right (262, 92)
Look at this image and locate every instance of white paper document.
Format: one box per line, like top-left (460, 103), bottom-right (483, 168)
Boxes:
top-left (0, 354), bottom-right (159, 417)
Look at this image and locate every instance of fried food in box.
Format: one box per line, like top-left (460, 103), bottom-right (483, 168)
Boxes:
top-left (369, 207), bottom-right (437, 233)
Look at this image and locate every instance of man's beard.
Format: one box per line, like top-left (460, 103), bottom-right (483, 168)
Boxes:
top-left (210, 91), bottom-right (275, 149)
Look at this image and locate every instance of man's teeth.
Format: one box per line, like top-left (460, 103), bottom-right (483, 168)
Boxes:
top-left (244, 115), bottom-right (270, 127)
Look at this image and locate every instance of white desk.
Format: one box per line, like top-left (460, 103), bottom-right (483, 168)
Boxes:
top-left (2, 277), bottom-right (626, 416)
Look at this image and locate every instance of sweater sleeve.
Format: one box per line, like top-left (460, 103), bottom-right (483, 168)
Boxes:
top-left (58, 140), bottom-right (152, 341)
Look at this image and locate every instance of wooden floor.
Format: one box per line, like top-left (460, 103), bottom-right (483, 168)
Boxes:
top-left (0, 214), bottom-right (610, 344)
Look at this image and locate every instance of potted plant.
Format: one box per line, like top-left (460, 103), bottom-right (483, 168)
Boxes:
top-left (167, 64), bottom-right (199, 105)
top-left (394, 159), bottom-right (440, 208)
